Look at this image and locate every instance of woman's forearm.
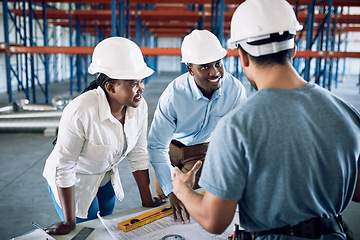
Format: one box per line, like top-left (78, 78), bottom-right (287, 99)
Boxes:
top-left (57, 185), bottom-right (76, 225)
top-left (132, 169), bottom-right (153, 205)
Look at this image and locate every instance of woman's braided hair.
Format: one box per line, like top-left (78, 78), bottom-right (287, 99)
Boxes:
top-left (83, 73), bottom-right (116, 93)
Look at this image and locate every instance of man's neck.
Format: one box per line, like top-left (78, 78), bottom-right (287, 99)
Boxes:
top-left (255, 62), bottom-right (308, 90)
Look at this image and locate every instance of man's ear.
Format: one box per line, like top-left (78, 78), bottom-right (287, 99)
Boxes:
top-left (105, 82), bottom-right (115, 94)
top-left (238, 48), bottom-right (250, 68)
top-left (186, 64), bottom-right (194, 76)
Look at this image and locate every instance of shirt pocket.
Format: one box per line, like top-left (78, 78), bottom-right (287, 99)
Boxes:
top-left (78, 141), bottom-right (114, 173)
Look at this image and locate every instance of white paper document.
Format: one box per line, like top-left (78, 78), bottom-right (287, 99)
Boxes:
top-left (97, 208), bottom-right (240, 240)
top-left (12, 228), bottom-right (56, 240)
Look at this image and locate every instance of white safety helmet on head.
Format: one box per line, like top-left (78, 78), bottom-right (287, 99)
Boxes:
top-left (227, 0), bottom-right (303, 56)
top-left (181, 29), bottom-right (227, 65)
top-left (88, 37), bottom-right (154, 79)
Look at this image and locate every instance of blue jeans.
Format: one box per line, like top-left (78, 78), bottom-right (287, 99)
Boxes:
top-left (48, 181), bottom-right (116, 223)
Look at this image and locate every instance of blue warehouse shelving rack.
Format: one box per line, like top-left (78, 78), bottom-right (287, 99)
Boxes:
top-left (1, 0), bottom-right (360, 104)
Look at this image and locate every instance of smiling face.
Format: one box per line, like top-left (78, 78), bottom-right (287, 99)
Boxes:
top-left (187, 59), bottom-right (224, 99)
top-left (107, 79), bottom-right (145, 108)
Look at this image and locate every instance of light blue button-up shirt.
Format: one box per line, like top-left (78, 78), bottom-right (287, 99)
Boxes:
top-left (148, 72), bottom-right (247, 195)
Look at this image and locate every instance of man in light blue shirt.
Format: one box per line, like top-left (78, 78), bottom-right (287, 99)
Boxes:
top-left (148, 29), bottom-right (247, 223)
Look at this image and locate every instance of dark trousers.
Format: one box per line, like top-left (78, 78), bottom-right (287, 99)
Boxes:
top-left (154, 140), bottom-right (208, 198)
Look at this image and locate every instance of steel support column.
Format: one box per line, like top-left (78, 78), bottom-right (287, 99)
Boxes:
top-left (210, 0), bottom-right (224, 43)
top-left (314, 6), bottom-right (326, 86)
top-left (22, 0), bottom-right (30, 99)
top-left (323, 0), bottom-right (333, 90)
top-left (211, 0), bottom-right (217, 35)
top-left (328, 6), bottom-right (338, 90)
top-left (218, 0), bottom-right (224, 44)
top-left (69, 3), bottom-right (75, 95)
top-left (334, 18), bottom-right (342, 89)
top-left (304, 1), bottom-right (315, 82)
top-left (42, 0), bottom-right (50, 103)
top-left (2, 0), bottom-right (12, 102)
top-left (135, 4), bottom-right (142, 46)
top-left (118, 0), bottom-right (125, 37)
top-left (111, 0), bottom-right (116, 36)
top-left (28, 0), bottom-right (36, 102)
top-left (314, 28), bottom-right (324, 85)
top-left (75, 4), bottom-right (82, 93)
top-left (83, 19), bottom-right (88, 87)
top-left (341, 7), bottom-right (350, 83)
top-left (198, 4), bottom-right (204, 30)
top-left (126, 0), bottom-right (130, 38)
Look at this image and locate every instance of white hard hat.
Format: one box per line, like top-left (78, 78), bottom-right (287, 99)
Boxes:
top-left (88, 37), bottom-right (154, 79)
top-left (227, 0), bottom-right (303, 56)
top-left (181, 29), bottom-right (227, 65)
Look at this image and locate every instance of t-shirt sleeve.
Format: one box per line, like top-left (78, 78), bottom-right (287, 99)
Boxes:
top-left (199, 116), bottom-right (247, 201)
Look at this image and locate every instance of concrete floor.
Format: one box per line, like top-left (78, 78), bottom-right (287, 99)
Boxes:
top-left (0, 71), bottom-right (360, 240)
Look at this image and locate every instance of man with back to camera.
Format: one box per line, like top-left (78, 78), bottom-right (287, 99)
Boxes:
top-left (148, 29), bottom-right (247, 223)
top-left (172, 0), bottom-right (360, 239)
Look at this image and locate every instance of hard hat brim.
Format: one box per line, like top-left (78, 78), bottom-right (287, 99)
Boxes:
top-left (227, 39), bottom-right (238, 50)
top-left (180, 48), bottom-right (227, 65)
top-left (88, 65), bottom-right (154, 80)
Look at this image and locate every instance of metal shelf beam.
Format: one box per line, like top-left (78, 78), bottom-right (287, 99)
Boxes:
top-left (2, 45), bottom-right (360, 59)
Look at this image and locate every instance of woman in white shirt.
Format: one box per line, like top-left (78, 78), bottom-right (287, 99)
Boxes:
top-left (43, 37), bottom-right (164, 235)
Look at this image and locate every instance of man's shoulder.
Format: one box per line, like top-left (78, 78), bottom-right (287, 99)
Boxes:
top-left (168, 72), bottom-right (191, 91)
top-left (158, 73), bottom-right (190, 102)
top-left (172, 72), bottom-right (189, 83)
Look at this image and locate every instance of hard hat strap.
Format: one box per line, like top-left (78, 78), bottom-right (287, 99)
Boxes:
top-left (239, 38), bottom-right (294, 57)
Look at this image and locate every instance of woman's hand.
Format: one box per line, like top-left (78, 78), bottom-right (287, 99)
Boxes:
top-left (142, 197), bottom-right (166, 207)
top-left (45, 186), bottom-right (76, 235)
top-left (133, 169), bottom-right (166, 208)
top-left (44, 220), bottom-right (76, 235)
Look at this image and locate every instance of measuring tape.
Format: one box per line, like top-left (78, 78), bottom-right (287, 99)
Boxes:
top-left (118, 204), bottom-right (173, 232)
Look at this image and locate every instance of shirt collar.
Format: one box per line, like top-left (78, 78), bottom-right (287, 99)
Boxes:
top-left (97, 87), bottom-right (112, 122)
top-left (97, 87), bottom-right (135, 123)
top-left (188, 73), bottom-right (222, 101)
top-left (126, 106), bottom-right (135, 119)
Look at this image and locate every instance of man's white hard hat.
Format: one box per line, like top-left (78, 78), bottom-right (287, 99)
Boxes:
top-left (181, 29), bottom-right (227, 65)
top-left (88, 37), bottom-right (154, 79)
top-left (227, 0), bottom-right (303, 56)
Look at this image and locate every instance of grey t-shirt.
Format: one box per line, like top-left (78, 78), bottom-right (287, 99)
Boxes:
top-left (200, 83), bottom-right (360, 237)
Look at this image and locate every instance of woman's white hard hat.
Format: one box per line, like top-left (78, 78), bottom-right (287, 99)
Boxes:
top-left (88, 37), bottom-right (154, 79)
top-left (227, 0), bottom-right (303, 56)
top-left (181, 29), bottom-right (227, 65)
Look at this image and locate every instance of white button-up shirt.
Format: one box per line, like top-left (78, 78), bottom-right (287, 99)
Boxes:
top-left (43, 87), bottom-right (149, 218)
